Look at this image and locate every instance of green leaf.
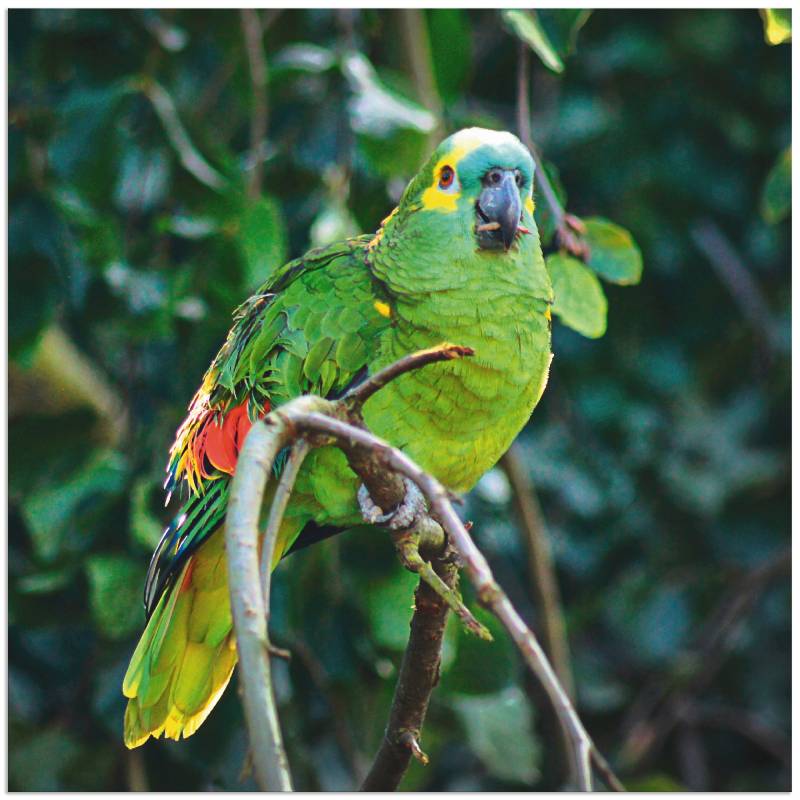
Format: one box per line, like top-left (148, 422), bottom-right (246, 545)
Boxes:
top-left (342, 51), bottom-right (436, 178)
top-left (113, 145), bottom-right (171, 213)
top-left (547, 253), bottom-right (608, 338)
top-left (365, 568), bottom-right (419, 650)
top-left (440, 606), bottom-right (516, 694)
top-left (9, 727), bottom-right (81, 791)
top-left (129, 478), bottom-right (164, 551)
top-left (85, 554), bottom-right (145, 639)
top-left (428, 10), bottom-right (472, 100)
top-left (452, 687), bottom-right (540, 785)
top-left (583, 217), bottom-right (643, 285)
top-left (238, 196), bottom-right (288, 289)
top-left (536, 10), bottom-right (592, 57)
top-left (760, 9), bottom-right (791, 45)
top-left (761, 147), bottom-right (791, 224)
top-left (21, 450), bottom-right (128, 563)
top-left (502, 10), bottom-right (564, 73)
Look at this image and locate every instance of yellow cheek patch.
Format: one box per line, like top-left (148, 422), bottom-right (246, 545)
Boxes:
top-left (544, 306), bottom-right (552, 322)
top-left (525, 195), bottom-right (535, 215)
top-left (420, 137), bottom-right (483, 214)
top-left (374, 300), bottom-right (392, 318)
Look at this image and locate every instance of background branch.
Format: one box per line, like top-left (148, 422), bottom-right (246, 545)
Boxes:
top-left (618, 547), bottom-right (790, 770)
top-left (240, 9), bottom-right (269, 199)
top-left (516, 41), bottom-right (587, 259)
top-left (500, 444), bottom-right (573, 698)
top-left (140, 78), bottom-right (228, 191)
top-left (398, 9), bottom-right (445, 147)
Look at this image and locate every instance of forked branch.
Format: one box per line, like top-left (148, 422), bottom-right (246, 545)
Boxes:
top-left (226, 344), bottom-right (619, 791)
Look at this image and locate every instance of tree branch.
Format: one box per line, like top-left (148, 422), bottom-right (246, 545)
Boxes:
top-left (228, 347), bottom-right (618, 792)
top-left (240, 9), bottom-right (269, 199)
top-left (618, 547), bottom-right (790, 770)
top-left (398, 9), bottom-right (444, 147)
top-left (516, 41), bottom-right (587, 260)
top-left (360, 560), bottom-right (455, 790)
top-left (140, 79), bottom-right (228, 191)
top-left (500, 444), bottom-right (573, 698)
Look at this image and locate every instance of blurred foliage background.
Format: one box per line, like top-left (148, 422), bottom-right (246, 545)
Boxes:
top-left (8, 8), bottom-right (791, 792)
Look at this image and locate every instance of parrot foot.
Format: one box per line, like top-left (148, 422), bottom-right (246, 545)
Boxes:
top-left (358, 480), bottom-right (491, 640)
top-left (393, 530), bottom-right (493, 642)
top-left (357, 478), bottom-right (425, 530)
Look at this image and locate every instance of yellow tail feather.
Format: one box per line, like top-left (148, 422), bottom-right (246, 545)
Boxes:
top-left (123, 531), bottom-right (236, 749)
top-left (123, 514), bottom-right (305, 748)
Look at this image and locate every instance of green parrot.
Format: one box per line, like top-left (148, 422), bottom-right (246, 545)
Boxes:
top-left (122, 127), bottom-right (553, 747)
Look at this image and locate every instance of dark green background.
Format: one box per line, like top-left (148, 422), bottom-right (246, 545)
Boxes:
top-left (8, 9), bottom-right (790, 791)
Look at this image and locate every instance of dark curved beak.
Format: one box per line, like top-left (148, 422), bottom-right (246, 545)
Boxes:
top-left (476, 169), bottom-right (522, 250)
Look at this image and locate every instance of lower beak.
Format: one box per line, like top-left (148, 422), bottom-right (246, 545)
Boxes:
top-left (476, 171), bottom-right (522, 250)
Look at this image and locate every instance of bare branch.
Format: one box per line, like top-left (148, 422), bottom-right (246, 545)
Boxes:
top-left (226, 416), bottom-right (295, 791)
top-left (516, 42), bottom-right (588, 260)
top-left (140, 79), bottom-right (228, 191)
top-left (361, 561), bottom-right (455, 790)
top-left (690, 219), bottom-right (782, 358)
top-left (343, 342), bottom-right (474, 412)
top-left (240, 9), bottom-right (269, 199)
top-left (228, 350), bottom-right (618, 792)
top-left (279, 410), bottom-right (612, 792)
top-left (501, 444), bottom-right (574, 698)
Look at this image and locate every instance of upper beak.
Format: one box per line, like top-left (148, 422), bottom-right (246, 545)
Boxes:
top-left (476, 169), bottom-right (522, 250)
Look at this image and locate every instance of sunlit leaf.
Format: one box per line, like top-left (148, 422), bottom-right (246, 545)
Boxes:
top-left (546, 253), bottom-right (608, 338)
top-left (113, 146), bottom-right (171, 213)
top-left (272, 42), bottom-right (337, 74)
top-left (502, 10), bottom-right (564, 73)
top-left (761, 146), bottom-right (791, 224)
top-left (760, 9), bottom-right (791, 45)
top-left (583, 217), bottom-right (643, 284)
top-left (537, 9), bottom-right (592, 57)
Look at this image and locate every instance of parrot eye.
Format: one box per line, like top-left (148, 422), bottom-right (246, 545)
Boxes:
top-left (439, 165), bottom-right (455, 190)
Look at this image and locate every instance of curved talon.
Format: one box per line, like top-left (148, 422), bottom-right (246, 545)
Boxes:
top-left (358, 478), bottom-right (426, 530)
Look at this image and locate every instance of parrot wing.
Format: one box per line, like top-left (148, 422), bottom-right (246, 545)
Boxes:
top-left (144, 234), bottom-right (390, 617)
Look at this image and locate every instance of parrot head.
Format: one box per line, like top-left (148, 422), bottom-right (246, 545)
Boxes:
top-left (396, 127), bottom-right (536, 253)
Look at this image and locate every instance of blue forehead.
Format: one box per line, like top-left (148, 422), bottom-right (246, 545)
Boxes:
top-left (436, 128), bottom-right (535, 187)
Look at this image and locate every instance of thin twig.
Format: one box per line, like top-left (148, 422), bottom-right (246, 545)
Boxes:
top-left (500, 444), bottom-right (574, 698)
top-left (516, 42), bottom-right (587, 260)
top-left (361, 562), bottom-right (454, 790)
top-left (398, 9), bottom-right (444, 147)
top-left (500, 445), bottom-right (582, 788)
top-left (343, 343), bottom-right (474, 411)
top-left (690, 219), bottom-right (782, 358)
top-left (141, 79), bottom-right (228, 191)
top-left (619, 547), bottom-right (790, 769)
top-left (240, 9), bottom-right (269, 199)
